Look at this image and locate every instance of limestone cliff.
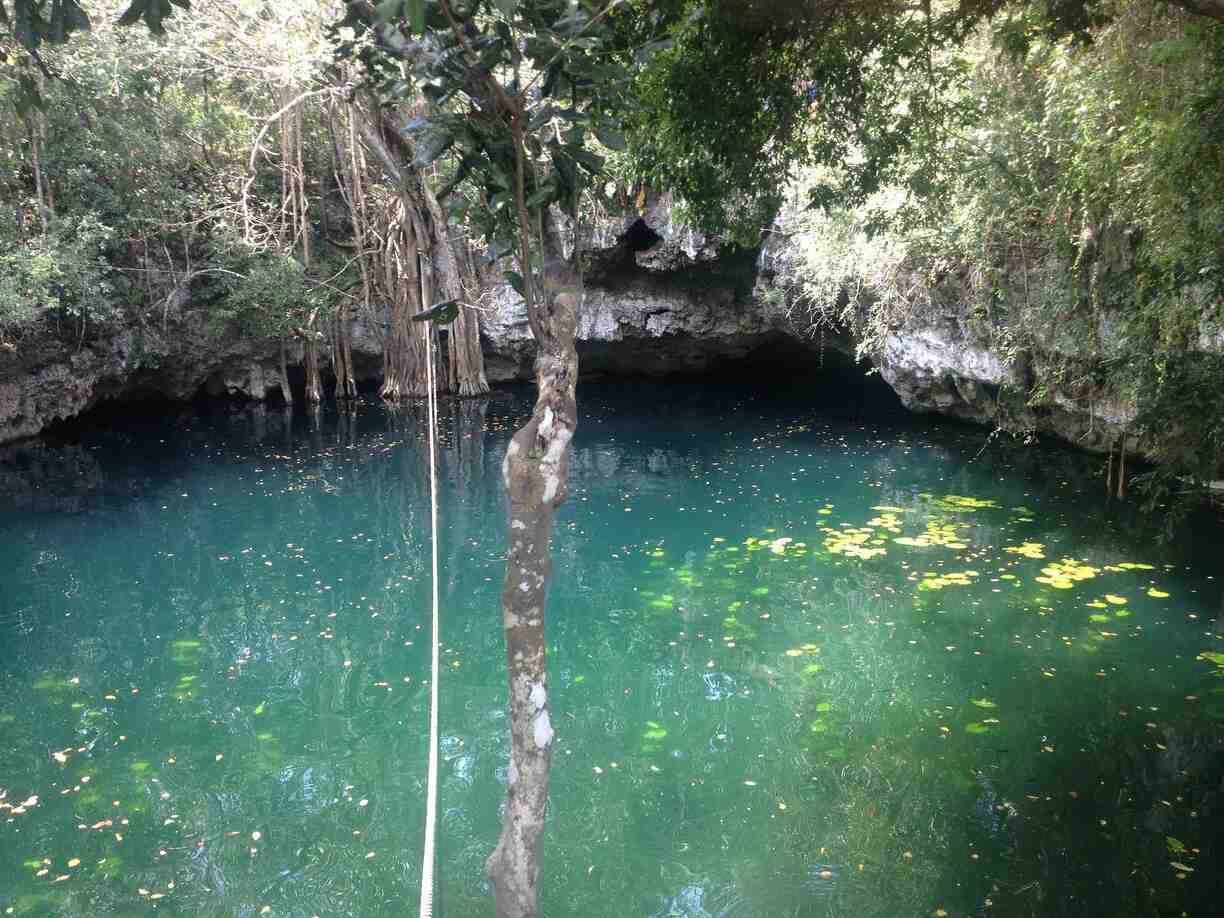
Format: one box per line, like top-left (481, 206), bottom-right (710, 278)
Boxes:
top-left (2, 192), bottom-right (1218, 466)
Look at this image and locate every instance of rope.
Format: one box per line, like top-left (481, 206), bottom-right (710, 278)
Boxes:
top-left (419, 329), bottom-right (442, 918)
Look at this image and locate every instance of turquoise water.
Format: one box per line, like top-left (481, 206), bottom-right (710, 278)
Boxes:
top-left (1, 381), bottom-right (1222, 918)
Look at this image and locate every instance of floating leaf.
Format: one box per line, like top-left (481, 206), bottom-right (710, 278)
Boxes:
top-left (1005, 542), bottom-right (1046, 559)
top-left (932, 494), bottom-right (998, 512)
top-left (643, 721), bottom-right (668, 740)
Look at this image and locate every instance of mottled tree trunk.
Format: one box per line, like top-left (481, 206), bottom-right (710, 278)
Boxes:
top-left (278, 338), bottom-right (294, 405)
top-left (332, 307), bottom-right (358, 400)
top-left (378, 201), bottom-right (432, 400)
top-left (420, 181), bottom-right (489, 396)
top-left (487, 213), bottom-right (582, 915)
top-left (303, 338), bottom-right (323, 404)
top-left (302, 309), bottom-right (323, 404)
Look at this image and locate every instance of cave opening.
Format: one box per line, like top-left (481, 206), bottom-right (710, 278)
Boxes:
top-left (621, 217), bottom-right (662, 253)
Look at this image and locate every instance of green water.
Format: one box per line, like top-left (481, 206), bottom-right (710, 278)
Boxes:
top-left (1, 381), bottom-right (1222, 918)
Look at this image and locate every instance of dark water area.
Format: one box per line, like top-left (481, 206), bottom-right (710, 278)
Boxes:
top-left (1, 380), bottom-right (1222, 917)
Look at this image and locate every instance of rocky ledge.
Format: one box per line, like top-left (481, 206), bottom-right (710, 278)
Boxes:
top-left (3, 191), bottom-right (1220, 465)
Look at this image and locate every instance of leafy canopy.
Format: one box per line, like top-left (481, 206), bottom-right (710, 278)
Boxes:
top-left (0, 0), bottom-right (188, 48)
top-left (334, 0), bottom-right (658, 268)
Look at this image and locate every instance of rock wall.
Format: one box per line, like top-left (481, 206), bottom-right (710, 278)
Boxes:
top-left (481, 198), bottom-right (817, 383)
top-left (2, 191), bottom-right (1217, 463)
top-left (0, 316), bottom-right (385, 444)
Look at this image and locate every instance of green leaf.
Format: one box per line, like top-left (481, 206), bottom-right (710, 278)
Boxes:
top-left (524, 35), bottom-right (556, 62)
top-left (412, 299), bottom-right (459, 324)
top-left (525, 183), bottom-right (557, 208)
top-left (375, 0), bottom-right (402, 23)
top-left (595, 126), bottom-right (626, 151)
top-left (493, 0), bottom-right (517, 16)
top-left (503, 270), bottom-right (525, 297)
top-left (570, 148), bottom-right (605, 175)
top-left (635, 38), bottom-right (673, 64)
top-left (405, 0), bottom-right (426, 34)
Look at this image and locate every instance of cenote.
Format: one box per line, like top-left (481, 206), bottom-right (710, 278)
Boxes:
top-left (1, 379), bottom-right (1222, 918)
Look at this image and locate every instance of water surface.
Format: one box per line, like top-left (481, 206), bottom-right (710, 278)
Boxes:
top-left (1, 381), bottom-right (1222, 917)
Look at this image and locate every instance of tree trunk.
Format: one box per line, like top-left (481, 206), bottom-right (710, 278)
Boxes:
top-left (332, 306), bottom-right (358, 400)
top-left (304, 336), bottom-right (323, 404)
top-left (278, 338), bottom-right (294, 405)
top-left (486, 233), bottom-right (582, 916)
top-left (27, 114), bottom-right (49, 234)
top-left (420, 181), bottom-right (489, 396)
top-left (378, 199), bottom-right (431, 400)
top-left (303, 311), bottom-right (323, 404)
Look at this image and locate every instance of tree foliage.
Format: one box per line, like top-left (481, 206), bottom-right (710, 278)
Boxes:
top-left (779, 0), bottom-right (1224, 502)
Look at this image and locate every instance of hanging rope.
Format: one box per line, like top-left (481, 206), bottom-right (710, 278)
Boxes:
top-left (419, 328), bottom-right (441, 918)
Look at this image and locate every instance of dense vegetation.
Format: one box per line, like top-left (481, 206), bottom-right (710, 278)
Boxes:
top-left (764, 1), bottom-right (1224, 502)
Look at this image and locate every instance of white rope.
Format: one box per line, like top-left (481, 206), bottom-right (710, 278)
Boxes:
top-left (419, 329), bottom-right (441, 918)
